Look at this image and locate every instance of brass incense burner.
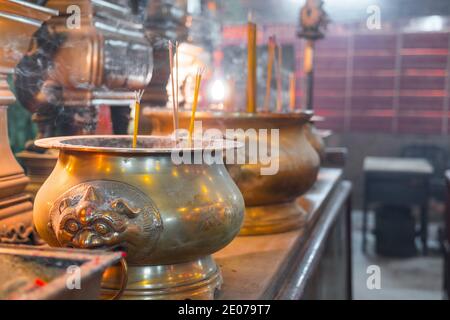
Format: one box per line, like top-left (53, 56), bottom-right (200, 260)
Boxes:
top-left (144, 109), bottom-right (320, 235)
top-left (33, 135), bottom-right (244, 299)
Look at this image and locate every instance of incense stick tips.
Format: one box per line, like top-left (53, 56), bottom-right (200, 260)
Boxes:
top-left (134, 89), bottom-right (144, 103)
top-left (197, 66), bottom-right (206, 77)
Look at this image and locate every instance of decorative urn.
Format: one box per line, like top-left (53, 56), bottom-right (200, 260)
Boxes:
top-left (33, 135), bottom-right (244, 299)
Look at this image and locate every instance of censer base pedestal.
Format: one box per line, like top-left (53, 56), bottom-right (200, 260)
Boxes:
top-left (100, 255), bottom-right (222, 300)
top-left (240, 198), bottom-right (308, 236)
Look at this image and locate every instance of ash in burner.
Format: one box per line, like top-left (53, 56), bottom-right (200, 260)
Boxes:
top-left (61, 136), bottom-right (181, 149)
top-left (0, 254), bottom-right (84, 299)
top-left (58, 136), bottom-right (231, 150)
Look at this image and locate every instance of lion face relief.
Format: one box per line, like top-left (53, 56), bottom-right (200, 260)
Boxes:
top-left (48, 181), bottom-right (163, 263)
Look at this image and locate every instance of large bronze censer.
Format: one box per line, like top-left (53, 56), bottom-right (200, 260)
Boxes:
top-left (33, 135), bottom-right (244, 299)
top-left (144, 109), bottom-right (320, 235)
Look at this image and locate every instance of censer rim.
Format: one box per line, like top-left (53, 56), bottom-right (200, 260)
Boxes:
top-left (143, 107), bottom-right (314, 121)
top-left (34, 135), bottom-right (243, 154)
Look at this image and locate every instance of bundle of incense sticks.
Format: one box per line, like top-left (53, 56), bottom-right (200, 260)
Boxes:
top-left (132, 89), bottom-right (145, 148)
top-left (168, 40), bottom-right (179, 138)
top-left (175, 41), bottom-right (179, 121)
top-left (246, 12), bottom-right (257, 113)
top-left (289, 72), bottom-right (296, 111)
top-left (189, 67), bottom-right (205, 139)
top-left (276, 43), bottom-right (283, 112)
top-left (264, 35), bottom-right (276, 112)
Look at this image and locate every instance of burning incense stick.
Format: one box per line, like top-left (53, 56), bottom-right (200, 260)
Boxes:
top-left (168, 40), bottom-right (178, 138)
top-left (276, 44), bottom-right (283, 112)
top-left (264, 36), bottom-right (276, 112)
top-left (189, 68), bottom-right (204, 139)
top-left (246, 12), bottom-right (257, 113)
top-left (175, 41), bottom-right (179, 118)
top-left (132, 90), bottom-right (144, 148)
top-left (289, 72), bottom-right (296, 111)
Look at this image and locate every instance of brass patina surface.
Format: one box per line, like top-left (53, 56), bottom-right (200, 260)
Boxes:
top-left (144, 109), bottom-right (320, 235)
top-left (33, 135), bottom-right (245, 299)
top-left (304, 122), bottom-right (326, 160)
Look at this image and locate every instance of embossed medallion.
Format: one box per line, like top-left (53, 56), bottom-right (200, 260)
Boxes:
top-left (48, 180), bottom-right (163, 263)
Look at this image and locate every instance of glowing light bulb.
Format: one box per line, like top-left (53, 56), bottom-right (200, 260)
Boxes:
top-left (209, 79), bottom-right (227, 102)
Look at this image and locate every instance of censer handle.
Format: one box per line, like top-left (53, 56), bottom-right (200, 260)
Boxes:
top-left (108, 257), bottom-right (128, 300)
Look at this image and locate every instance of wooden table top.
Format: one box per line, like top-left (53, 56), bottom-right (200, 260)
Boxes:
top-left (214, 168), bottom-right (343, 300)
